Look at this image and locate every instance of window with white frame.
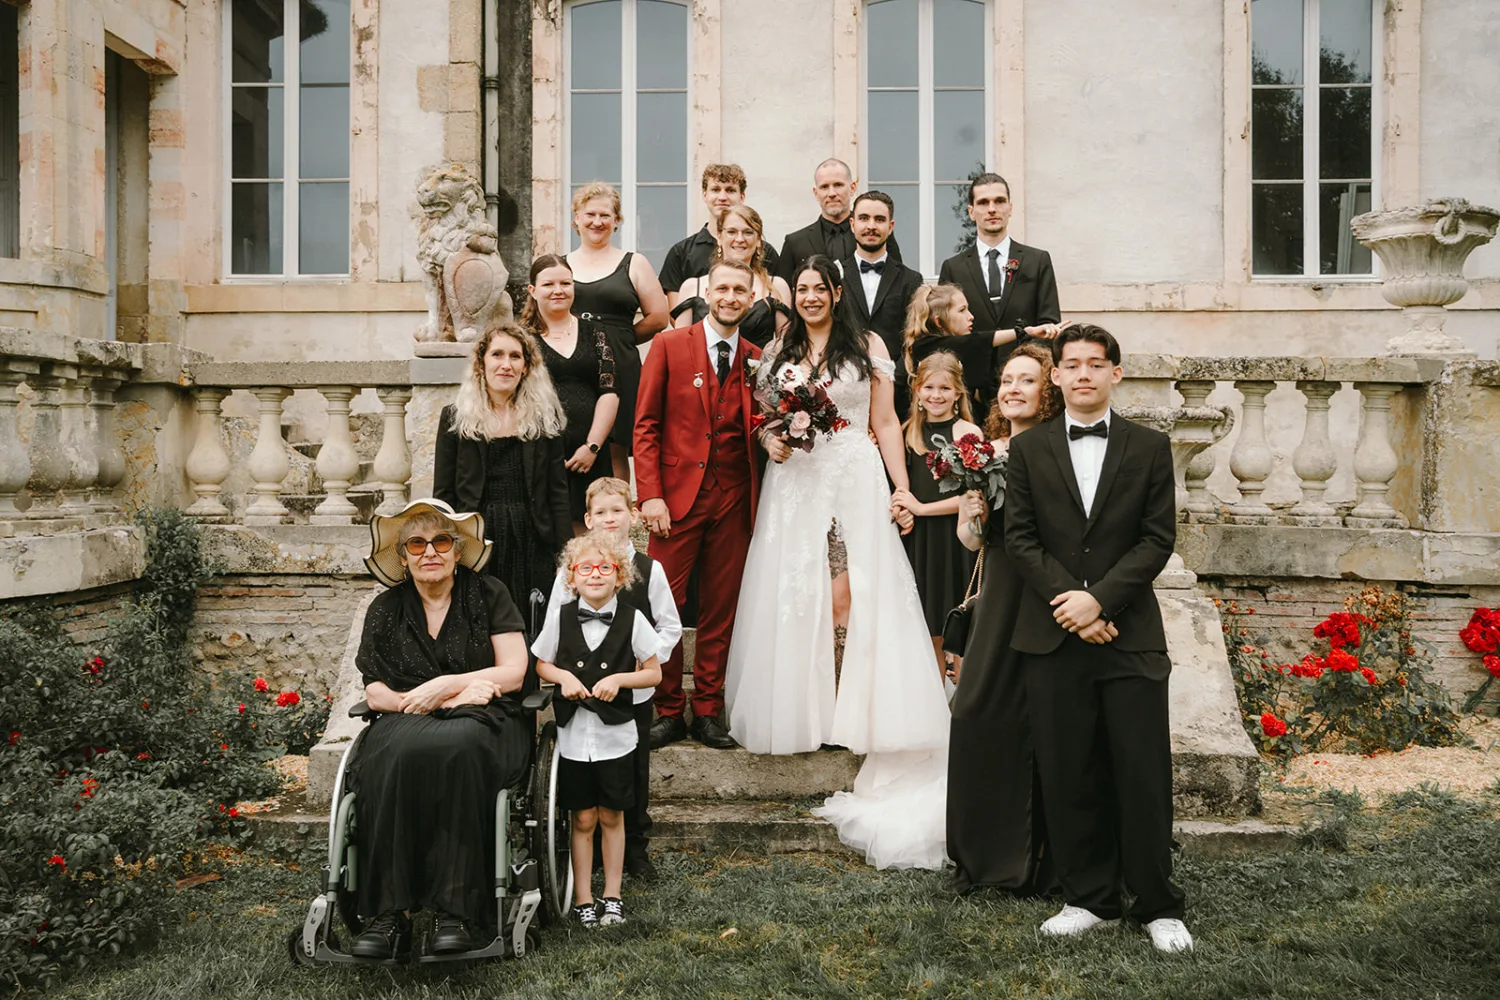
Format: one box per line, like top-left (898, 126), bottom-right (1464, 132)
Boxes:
top-left (863, 0), bottom-right (990, 276)
top-left (565, 0), bottom-right (690, 271)
top-left (1250, 0), bottom-right (1376, 277)
top-left (227, 0), bottom-right (350, 277)
top-left (1, 2), bottom-right (19, 259)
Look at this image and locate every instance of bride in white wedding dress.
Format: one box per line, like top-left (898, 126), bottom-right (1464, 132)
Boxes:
top-left (723, 255), bottom-right (951, 870)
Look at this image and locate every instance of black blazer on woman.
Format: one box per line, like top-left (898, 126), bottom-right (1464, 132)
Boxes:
top-left (1002, 412), bottom-right (1176, 656)
top-left (432, 404), bottom-right (573, 551)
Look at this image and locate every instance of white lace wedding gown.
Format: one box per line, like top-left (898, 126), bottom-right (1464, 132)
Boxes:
top-left (723, 354), bottom-right (951, 870)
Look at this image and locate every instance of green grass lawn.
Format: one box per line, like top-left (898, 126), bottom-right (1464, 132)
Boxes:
top-left (35, 790), bottom-right (1500, 1000)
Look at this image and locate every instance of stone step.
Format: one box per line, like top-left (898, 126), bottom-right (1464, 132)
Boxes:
top-left (650, 742), bottom-right (859, 800)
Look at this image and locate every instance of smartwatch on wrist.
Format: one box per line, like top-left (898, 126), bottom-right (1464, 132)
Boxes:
top-left (587, 442), bottom-right (601, 454)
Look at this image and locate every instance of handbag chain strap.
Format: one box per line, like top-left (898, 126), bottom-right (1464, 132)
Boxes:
top-left (963, 541), bottom-right (985, 602)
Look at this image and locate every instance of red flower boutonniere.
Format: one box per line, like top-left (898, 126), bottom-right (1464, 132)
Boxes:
top-left (1005, 258), bottom-right (1020, 277)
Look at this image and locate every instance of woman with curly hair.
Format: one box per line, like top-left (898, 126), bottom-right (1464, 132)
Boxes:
top-left (946, 339), bottom-right (1066, 894)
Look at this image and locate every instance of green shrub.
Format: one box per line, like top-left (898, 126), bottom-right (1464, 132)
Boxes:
top-left (0, 509), bottom-right (328, 990)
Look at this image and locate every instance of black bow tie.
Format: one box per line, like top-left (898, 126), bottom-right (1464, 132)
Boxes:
top-left (859, 259), bottom-right (886, 275)
top-left (578, 607), bottom-right (614, 625)
top-left (1069, 421), bottom-right (1109, 441)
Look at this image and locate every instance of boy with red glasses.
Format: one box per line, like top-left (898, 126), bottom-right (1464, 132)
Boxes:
top-left (542, 478), bottom-right (681, 881)
top-left (533, 530), bottom-right (661, 929)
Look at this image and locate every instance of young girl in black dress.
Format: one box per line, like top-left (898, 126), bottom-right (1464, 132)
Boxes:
top-left (892, 351), bottom-right (982, 675)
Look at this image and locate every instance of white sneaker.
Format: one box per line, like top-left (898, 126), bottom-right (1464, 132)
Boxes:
top-left (1039, 904), bottom-right (1120, 937)
top-left (1145, 917), bottom-right (1194, 953)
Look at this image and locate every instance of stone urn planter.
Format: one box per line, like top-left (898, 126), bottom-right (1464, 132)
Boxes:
top-left (1351, 198), bottom-right (1499, 356)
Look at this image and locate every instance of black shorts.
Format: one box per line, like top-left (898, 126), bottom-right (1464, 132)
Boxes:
top-left (558, 754), bottom-right (635, 813)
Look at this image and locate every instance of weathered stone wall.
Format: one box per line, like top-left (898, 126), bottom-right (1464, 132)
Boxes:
top-left (0, 578), bottom-right (137, 649)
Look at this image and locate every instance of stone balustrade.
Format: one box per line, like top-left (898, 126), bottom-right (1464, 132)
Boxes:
top-left (183, 362), bottom-right (414, 526)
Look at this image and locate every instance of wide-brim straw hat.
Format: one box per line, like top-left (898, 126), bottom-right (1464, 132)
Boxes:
top-left (364, 498), bottom-right (493, 588)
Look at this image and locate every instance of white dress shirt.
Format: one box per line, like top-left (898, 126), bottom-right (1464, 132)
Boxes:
top-left (531, 594), bottom-right (660, 762)
top-left (1064, 409), bottom-right (1112, 517)
top-left (704, 315), bottom-right (740, 369)
top-left (976, 234), bottom-right (1013, 297)
top-left (856, 251), bottom-right (888, 308)
top-left (543, 542), bottom-right (681, 704)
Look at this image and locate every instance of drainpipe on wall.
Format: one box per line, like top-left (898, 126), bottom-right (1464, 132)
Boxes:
top-left (482, 0), bottom-right (502, 231)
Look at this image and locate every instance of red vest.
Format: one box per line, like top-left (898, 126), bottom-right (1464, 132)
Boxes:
top-left (705, 352), bottom-right (751, 490)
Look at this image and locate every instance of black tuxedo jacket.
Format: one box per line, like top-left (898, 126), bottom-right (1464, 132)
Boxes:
top-left (840, 253), bottom-right (924, 359)
top-left (433, 404), bottom-right (573, 552)
top-left (1003, 413), bottom-right (1176, 655)
top-left (938, 240), bottom-right (1060, 368)
top-left (776, 219), bottom-right (903, 285)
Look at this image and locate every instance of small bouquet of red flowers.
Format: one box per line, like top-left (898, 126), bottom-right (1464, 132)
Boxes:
top-left (926, 432), bottom-right (1008, 511)
top-left (751, 366), bottom-right (849, 453)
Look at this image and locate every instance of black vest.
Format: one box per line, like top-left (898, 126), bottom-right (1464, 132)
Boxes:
top-left (618, 551), bottom-right (657, 629)
top-left (552, 600), bottom-right (636, 727)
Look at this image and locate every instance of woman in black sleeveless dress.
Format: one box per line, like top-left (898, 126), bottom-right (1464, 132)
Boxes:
top-left (566, 183), bottom-right (669, 481)
top-left (522, 253), bottom-right (617, 530)
top-left (947, 342), bottom-right (1063, 894)
top-left (670, 204), bottom-right (791, 348)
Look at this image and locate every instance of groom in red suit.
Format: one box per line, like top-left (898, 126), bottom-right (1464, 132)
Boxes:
top-left (635, 259), bottom-right (762, 750)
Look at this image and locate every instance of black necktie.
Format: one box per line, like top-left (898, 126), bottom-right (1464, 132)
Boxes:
top-left (986, 248), bottom-right (1004, 301)
top-left (824, 218), bottom-right (853, 260)
top-left (715, 341), bottom-right (730, 384)
top-left (859, 259), bottom-right (885, 275)
top-left (578, 606), bottom-right (614, 625)
top-left (1069, 421), bottom-right (1109, 440)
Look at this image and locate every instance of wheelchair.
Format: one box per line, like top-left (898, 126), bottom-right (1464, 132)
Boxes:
top-left (287, 686), bottom-right (577, 966)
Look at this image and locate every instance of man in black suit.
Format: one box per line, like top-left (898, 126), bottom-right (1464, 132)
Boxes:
top-left (775, 158), bottom-right (901, 284)
top-left (938, 173), bottom-right (1063, 373)
top-left (1003, 325), bottom-right (1192, 954)
top-left (660, 163), bottom-right (780, 312)
top-left (840, 191), bottom-right (923, 360)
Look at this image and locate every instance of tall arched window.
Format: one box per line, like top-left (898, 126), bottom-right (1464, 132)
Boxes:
top-left (565, 0), bottom-right (691, 270)
top-left (863, 0), bottom-right (991, 276)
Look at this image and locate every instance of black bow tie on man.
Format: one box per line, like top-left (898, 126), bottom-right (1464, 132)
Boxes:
top-left (1069, 421), bottom-right (1109, 440)
top-left (577, 606), bottom-right (614, 625)
top-left (859, 259), bottom-right (886, 275)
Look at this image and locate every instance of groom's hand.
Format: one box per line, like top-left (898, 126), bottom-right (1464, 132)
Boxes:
top-left (1078, 619), bottom-right (1118, 645)
top-left (1051, 590), bottom-right (1103, 632)
top-left (641, 498), bottom-right (672, 538)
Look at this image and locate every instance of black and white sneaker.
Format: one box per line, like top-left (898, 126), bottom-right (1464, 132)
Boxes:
top-left (598, 897), bottom-right (625, 927)
top-left (573, 902), bottom-right (600, 930)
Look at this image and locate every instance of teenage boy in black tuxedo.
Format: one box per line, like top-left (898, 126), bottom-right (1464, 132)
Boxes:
top-left (938, 173), bottom-right (1063, 373)
top-left (776, 158), bottom-right (902, 284)
top-left (1003, 325), bottom-right (1192, 954)
top-left (660, 163), bottom-right (781, 312)
top-left (840, 191), bottom-right (923, 361)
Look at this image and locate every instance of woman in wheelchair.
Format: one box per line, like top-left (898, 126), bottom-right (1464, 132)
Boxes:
top-left (351, 498), bottom-right (531, 960)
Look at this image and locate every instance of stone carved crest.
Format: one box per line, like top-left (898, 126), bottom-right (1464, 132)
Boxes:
top-left (412, 164), bottom-right (514, 344)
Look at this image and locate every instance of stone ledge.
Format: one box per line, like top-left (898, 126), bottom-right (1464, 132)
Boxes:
top-left (200, 524), bottom-right (375, 576)
top-left (0, 525), bottom-right (146, 600)
top-left (1178, 524), bottom-right (1500, 586)
top-left (190, 360), bottom-right (411, 388)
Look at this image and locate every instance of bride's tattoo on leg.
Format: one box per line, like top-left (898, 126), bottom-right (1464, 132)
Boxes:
top-left (834, 624), bottom-right (848, 688)
top-left (827, 521), bottom-right (847, 579)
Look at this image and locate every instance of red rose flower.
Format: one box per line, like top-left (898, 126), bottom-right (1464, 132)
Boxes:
top-left (80, 777), bottom-right (99, 798)
top-left (253, 677), bottom-right (269, 693)
top-left (7, 731), bottom-right (18, 747)
top-left (237, 702), bottom-right (246, 714)
top-left (1326, 649), bottom-right (1360, 673)
top-left (228, 807), bottom-right (241, 819)
top-left (1290, 655), bottom-right (1325, 679)
top-left (1314, 612), bottom-right (1366, 650)
top-left (46, 855), bottom-right (66, 872)
top-left (750, 412), bottom-right (768, 431)
top-left (1485, 654), bottom-right (1500, 680)
top-left (276, 690), bottom-right (301, 708)
top-left (136, 751), bottom-right (150, 760)
top-left (1260, 713), bottom-right (1288, 738)
top-left (1360, 667), bottom-right (1379, 686)
top-left (86, 656), bottom-right (103, 675)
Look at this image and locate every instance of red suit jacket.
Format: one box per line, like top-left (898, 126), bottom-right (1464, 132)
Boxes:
top-left (633, 322), bottom-right (762, 523)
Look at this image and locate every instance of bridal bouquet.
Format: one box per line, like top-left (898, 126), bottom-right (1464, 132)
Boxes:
top-left (926, 432), bottom-right (1008, 510)
top-left (751, 366), bottom-right (849, 453)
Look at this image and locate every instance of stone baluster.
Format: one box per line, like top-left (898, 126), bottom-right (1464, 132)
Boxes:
top-left (312, 386), bottom-right (360, 524)
top-left (0, 366), bottom-right (35, 515)
top-left (184, 387), bottom-right (233, 519)
top-left (1347, 383), bottom-right (1407, 527)
top-left (1227, 380), bottom-right (1276, 523)
top-left (1176, 380), bottom-right (1219, 520)
top-left (58, 372), bottom-right (100, 512)
top-left (87, 372), bottom-right (127, 511)
top-left (243, 387), bottom-right (293, 525)
top-left (1289, 380), bottom-right (1341, 525)
top-left (25, 366), bottom-right (73, 517)
top-left (373, 387), bottom-right (413, 515)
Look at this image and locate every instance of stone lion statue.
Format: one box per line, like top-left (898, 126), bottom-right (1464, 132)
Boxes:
top-left (412, 164), bottom-right (514, 343)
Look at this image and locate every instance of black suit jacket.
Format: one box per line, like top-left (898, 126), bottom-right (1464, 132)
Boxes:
top-left (938, 240), bottom-right (1060, 370)
top-left (1003, 413), bottom-right (1176, 655)
top-left (660, 224), bottom-right (782, 291)
top-left (776, 219), bottom-right (903, 285)
top-left (840, 253), bottom-right (924, 360)
top-left (432, 404), bottom-right (573, 552)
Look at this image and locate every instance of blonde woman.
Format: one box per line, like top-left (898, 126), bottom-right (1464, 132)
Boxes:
top-left (434, 321), bottom-right (572, 634)
top-left (670, 203), bottom-right (791, 347)
top-left (566, 182), bottom-right (670, 480)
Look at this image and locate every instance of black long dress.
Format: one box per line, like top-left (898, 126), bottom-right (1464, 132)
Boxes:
top-left (483, 437), bottom-right (558, 634)
top-left (572, 253), bottom-right (642, 454)
top-left (670, 276), bottom-right (788, 348)
top-left (947, 505), bottom-right (1053, 895)
top-left (903, 418), bottom-right (978, 637)
top-left (539, 319), bottom-right (617, 521)
top-left (351, 567), bottom-right (531, 930)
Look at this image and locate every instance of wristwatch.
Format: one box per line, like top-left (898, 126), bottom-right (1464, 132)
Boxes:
top-left (587, 442), bottom-right (600, 454)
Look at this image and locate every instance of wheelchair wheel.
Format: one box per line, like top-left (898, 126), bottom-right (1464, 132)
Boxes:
top-left (534, 721), bottom-right (573, 923)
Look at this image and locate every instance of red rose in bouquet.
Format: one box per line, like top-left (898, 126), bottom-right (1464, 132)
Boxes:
top-left (926, 432), bottom-right (1008, 507)
top-left (752, 366), bottom-right (849, 454)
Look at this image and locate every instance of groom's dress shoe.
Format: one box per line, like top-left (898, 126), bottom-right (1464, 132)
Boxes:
top-left (1145, 918), bottom-right (1194, 953)
top-left (691, 715), bottom-right (739, 749)
top-left (649, 715), bottom-right (688, 750)
top-left (1039, 904), bottom-right (1120, 937)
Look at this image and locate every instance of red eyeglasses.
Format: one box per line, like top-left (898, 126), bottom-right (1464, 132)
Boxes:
top-left (571, 561), bottom-right (619, 577)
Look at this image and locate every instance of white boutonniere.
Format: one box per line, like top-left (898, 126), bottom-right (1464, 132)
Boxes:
top-left (745, 357), bottom-right (761, 376)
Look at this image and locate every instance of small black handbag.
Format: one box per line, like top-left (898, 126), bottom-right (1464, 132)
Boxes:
top-left (940, 545), bottom-right (984, 657)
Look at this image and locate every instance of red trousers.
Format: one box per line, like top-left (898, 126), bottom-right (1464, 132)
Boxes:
top-left (648, 480), bottom-right (752, 720)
